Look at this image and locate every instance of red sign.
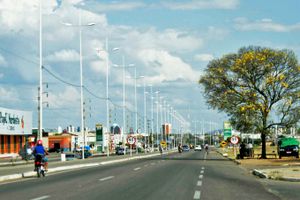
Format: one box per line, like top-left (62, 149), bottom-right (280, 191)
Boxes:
top-left (127, 136), bottom-right (136, 145)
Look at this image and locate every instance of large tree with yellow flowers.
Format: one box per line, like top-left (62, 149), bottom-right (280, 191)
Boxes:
top-left (199, 46), bottom-right (300, 158)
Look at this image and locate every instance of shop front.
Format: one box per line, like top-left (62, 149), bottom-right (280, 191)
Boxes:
top-left (0, 107), bottom-right (32, 154)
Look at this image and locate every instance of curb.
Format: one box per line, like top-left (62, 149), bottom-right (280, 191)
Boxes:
top-left (0, 151), bottom-right (169, 182)
top-left (252, 169), bottom-right (268, 179)
top-left (278, 177), bottom-right (300, 182)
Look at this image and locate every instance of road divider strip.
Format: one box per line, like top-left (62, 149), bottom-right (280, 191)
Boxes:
top-left (0, 151), bottom-right (177, 182)
top-left (30, 195), bottom-right (50, 200)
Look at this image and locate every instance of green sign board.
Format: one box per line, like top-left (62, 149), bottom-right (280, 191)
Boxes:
top-left (96, 124), bottom-right (103, 152)
top-left (223, 121), bottom-right (232, 140)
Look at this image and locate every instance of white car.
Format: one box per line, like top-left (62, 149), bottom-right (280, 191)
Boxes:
top-left (194, 145), bottom-right (202, 151)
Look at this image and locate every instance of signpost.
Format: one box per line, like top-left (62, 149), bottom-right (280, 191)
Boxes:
top-left (127, 135), bottom-right (136, 156)
top-left (230, 136), bottom-right (239, 158)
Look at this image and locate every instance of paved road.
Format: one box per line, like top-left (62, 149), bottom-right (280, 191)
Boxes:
top-left (0, 150), bottom-right (285, 200)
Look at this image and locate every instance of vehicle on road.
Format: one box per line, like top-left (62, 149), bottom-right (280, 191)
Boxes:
top-left (182, 145), bottom-right (190, 152)
top-left (115, 147), bottom-right (125, 155)
top-left (278, 137), bottom-right (299, 159)
top-left (34, 154), bottom-right (46, 178)
top-left (194, 145), bottom-right (202, 151)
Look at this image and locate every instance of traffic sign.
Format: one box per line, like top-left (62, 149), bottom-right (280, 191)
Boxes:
top-left (230, 136), bottom-right (239, 144)
top-left (220, 140), bottom-right (227, 147)
top-left (160, 140), bottom-right (167, 148)
top-left (127, 136), bottom-right (136, 145)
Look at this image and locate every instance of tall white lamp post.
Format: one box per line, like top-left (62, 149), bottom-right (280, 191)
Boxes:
top-left (96, 40), bottom-right (119, 157)
top-left (62, 10), bottom-right (95, 159)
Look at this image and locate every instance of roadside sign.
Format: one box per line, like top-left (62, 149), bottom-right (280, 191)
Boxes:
top-left (127, 136), bottom-right (136, 145)
top-left (160, 140), bottom-right (167, 148)
top-left (220, 140), bottom-right (227, 147)
top-left (223, 121), bottom-right (232, 140)
top-left (230, 136), bottom-right (239, 144)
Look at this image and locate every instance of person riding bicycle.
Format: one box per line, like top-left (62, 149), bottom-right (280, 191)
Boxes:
top-left (33, 140), bottom-right (48, 171)
top-left (204, 144), bottom-right (209, 153)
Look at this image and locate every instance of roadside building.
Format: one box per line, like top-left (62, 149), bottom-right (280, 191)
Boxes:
top-left (48, 133), bottom-right (77, 152)
top-left (0, 107), bottom-right (32, 154)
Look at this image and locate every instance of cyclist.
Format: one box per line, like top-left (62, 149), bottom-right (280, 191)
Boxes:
top-left (204, 144), bottom-right (209, 154)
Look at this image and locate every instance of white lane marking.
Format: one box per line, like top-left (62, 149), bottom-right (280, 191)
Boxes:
top-left (201, 167), bottom-right (205, 170)
top-left (199, 175), bottom-right (203, 179)
top-left (200, 170), bottom-right (204, 174)
top-left (193, 191), bottom-right (201, 199)
top-left (31, 196), bottom-right (50, 200)
top-left (134, 167), bottom-right (141, 171)
top-left (151, 162), bottom-right (156, 165)
top-left (197, 181), bottom-right (202, 186)
top-left (99, 176), bottom-right (115, 181)
top-left (144, 164), bottom-right (149, 167)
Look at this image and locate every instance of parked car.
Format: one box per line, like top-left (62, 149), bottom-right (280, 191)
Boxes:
top-left (278, 137), bottom-right (299, 159)
top-left (182, 145), bottom-right (190, 152)
top-left (194, 145), bottom-right (202, 151)
top-left (115, 147), bottom-right (125, 155)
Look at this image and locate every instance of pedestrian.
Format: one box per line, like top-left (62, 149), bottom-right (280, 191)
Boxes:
top-left (248, 143), bottom-right (253, 158)
top-left (240, 142), bottom-right (246, 159)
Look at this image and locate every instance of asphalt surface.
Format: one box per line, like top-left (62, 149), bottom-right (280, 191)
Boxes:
top-left (0, 150), bottom-right (292, 200)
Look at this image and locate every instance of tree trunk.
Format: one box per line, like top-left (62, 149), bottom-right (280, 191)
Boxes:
top-left (260, 132), bottom-right (267, 159)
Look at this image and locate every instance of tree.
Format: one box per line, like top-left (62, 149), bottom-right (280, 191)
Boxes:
top-left (199, 46), bottom-right (300, 158)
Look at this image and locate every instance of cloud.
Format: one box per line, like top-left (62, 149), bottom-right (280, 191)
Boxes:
top-left (80, 1), bottom-right (146, 12)
top-left (161, 0), bottom-right (239, 10)
top-left (137, 49), bottom-right (200, 84)
top-left (124, 28), bottom-right (203, 54)
top-left (0, 54), bottom-right (7, 66)
top-left (234, 17), bottom-right (300, 32)
top-left (0, 87), bottom-right (19, 102)
top-left (47, 86), bottom-right (80, 109)
top-left (45, 49), bottom-right (80, 62)
top-left (194, 54), bottom-right (214, 62)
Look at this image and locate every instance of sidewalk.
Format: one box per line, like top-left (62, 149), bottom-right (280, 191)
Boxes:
top-left (0, 150), bottom-right (174, 183)
top-left (217, 148), bottom-right (300, 182)
top-left (239, 158), bottom-right (300, 182)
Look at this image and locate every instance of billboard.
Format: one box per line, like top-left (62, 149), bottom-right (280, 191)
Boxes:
top-left (0, 107), bottom-right (32, 135)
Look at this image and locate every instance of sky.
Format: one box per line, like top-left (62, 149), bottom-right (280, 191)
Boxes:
top-left (0, 0), bottom-right (300, 133)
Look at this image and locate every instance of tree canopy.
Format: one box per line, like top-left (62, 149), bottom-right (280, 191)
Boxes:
top-left (199, 46), bottom-right (300, 158)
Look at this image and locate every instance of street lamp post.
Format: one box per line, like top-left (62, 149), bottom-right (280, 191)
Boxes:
top-left (62, 10), bottom-right (95, 159)
top-left (148, 85), bottom-right (154, 151)
top-left (155, 91), bottom-right (160, 145)
top-left (96, 39), bottom-right (119, 157)
top-left (38, 0), bottom-right (43, 140)
top-left (113, 59), bottom-right (134, 151)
